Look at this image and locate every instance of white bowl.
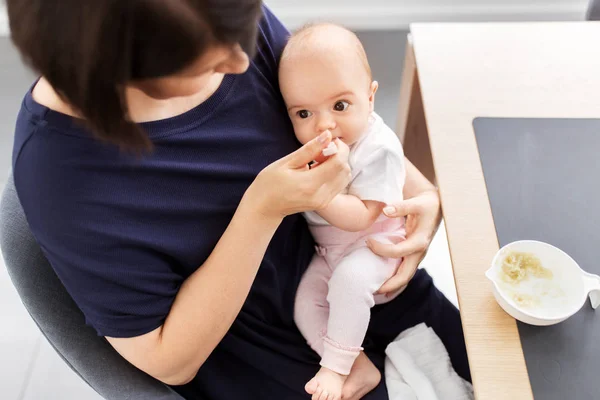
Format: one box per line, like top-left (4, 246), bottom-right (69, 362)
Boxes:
top-left (485, 240), bottom-right (600, 326)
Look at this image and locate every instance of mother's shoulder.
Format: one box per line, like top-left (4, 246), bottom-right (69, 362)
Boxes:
top-left (31, 77), bottom-right (80, 118)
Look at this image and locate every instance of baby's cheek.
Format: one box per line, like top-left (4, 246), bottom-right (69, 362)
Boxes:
top-left (356, 114), bottom-right (370, 132)
top-left (346, 116), bottom-right (365, 134)
top-left (294, 126), bottom-right (313, 145)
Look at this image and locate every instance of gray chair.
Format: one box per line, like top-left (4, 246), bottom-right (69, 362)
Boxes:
top-left (0, 174), bottom-right (184, 400)
top-left (2, 3), bottom-right (598, 398)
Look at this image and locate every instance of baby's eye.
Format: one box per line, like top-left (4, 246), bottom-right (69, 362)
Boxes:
top-left (297, 110), bottom-right (312, 119)
top-left (334, 101), bottom-right (350, 112)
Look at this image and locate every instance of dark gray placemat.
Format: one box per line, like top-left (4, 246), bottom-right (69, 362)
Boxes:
top-left (474, 118), bottom-right (600, 400)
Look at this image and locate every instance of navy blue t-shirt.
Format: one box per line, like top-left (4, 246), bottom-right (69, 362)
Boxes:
top-left (12, 7), bottom-right (323, 398)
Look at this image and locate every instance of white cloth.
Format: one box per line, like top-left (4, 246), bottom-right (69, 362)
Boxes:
top-left (305, 112), bottom-right (405, 225)
top-left (385, 323), bottom-right (474, 400)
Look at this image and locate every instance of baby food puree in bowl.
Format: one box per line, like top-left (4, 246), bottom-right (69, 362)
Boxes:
top-left (485, 240), bottom-right (600, 326)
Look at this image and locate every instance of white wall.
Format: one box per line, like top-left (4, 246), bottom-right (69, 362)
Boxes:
top-left (0, 1), bottom-right (591, 36)
top-left (266, 0), bottom-right (589, 30)
top-left (0, 4), bottom-right (7, 36)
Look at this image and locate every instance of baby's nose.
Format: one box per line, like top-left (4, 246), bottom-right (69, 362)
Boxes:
top-left (316, 114), bottom-right (337, 132)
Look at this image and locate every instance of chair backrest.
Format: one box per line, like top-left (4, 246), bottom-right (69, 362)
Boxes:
top-left (588, 0), bottom-right (600, 20)
top-left (0, 174), bottom-right (184, 400)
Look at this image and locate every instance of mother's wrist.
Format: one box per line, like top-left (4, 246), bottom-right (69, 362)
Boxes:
top-left (239, 191), bottom-right (284, 230)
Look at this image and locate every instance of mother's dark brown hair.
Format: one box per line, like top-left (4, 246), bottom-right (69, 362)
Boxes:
top-left (7, 0), bottom-right (263, 151)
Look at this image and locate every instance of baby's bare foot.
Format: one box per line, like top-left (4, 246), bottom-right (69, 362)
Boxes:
top-left (341, 352), bottom-right (381, 400)
top-left (305, 366), bottom-right (347, 400)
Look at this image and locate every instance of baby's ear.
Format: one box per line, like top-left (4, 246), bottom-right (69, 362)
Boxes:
top-left (369, 81), bottom-right (379, 112)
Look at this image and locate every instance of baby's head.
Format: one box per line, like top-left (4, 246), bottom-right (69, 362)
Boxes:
top-left (279, 23), bottom-right (377, 146)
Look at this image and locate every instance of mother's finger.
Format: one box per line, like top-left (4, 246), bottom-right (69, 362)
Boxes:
top-left (377, 252), bottom-right (423, 294)
top-left (285, 130), bottom-right (332, 168)
top-left (310, 138), bottom-right (349, 167)
top-left (382, 197), bottom-right (424, 218)
top-left (366, 235), bottom-right (428, 259)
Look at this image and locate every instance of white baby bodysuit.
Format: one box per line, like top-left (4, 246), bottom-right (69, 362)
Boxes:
top-left (304, 112), bottom-right (406, 226)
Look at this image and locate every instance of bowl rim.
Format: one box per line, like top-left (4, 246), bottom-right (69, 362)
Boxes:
top-left (487, 239), bottom-right (586, 321)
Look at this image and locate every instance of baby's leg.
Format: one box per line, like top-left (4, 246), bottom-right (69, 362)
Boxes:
top-left (294, 255), bottom-right (332, 357)
top-left (323, 246), bottom-right (397, 375)
top-left (296, 256), bottom-right (349, 399)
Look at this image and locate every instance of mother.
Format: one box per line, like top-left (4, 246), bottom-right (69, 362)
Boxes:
top-left (6, 1), bottom-right (469, 399)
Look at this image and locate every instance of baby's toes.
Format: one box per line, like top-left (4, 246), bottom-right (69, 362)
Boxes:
top-left (311, 385), bottom-right (323, 400)
top-left (305, 378), bottom-right (319, 395)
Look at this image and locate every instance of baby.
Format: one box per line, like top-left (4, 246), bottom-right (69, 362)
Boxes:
top-left (279, 24), bottom-right (407, 400)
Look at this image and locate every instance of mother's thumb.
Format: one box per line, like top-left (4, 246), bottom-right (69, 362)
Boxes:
top-left (287, 131), bottom-right (331, 168)
top-left (384, 198), bottom-right (421, 218)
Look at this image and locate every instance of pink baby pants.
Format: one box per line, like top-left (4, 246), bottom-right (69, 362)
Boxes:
top-left (294, 218), bottom-right (406, 375)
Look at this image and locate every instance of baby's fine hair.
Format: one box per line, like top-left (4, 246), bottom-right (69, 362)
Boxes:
top-left (280, 22), bottom-right (372, 80)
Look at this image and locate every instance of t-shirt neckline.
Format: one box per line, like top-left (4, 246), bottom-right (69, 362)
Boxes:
top-left (24, 74), bottom-right (237, 138)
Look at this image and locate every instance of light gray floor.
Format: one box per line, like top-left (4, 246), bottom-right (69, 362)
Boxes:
top-left (0, 31), bottom-right (458, 399)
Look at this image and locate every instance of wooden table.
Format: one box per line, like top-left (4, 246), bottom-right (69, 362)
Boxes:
top-left (396, 22), bottom-right (600, 399)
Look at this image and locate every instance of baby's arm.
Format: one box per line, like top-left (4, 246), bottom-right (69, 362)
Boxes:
top-left (317, 195), bottom-right (384, 232)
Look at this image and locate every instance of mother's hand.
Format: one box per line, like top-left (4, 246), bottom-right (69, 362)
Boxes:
top-left (245, 131), bottom-right (351, 220)
top-left (367, 188), bottom-right (442, 294)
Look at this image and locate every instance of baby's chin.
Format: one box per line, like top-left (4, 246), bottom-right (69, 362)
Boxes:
top-left (337, 137), bottom-right (358, 146)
